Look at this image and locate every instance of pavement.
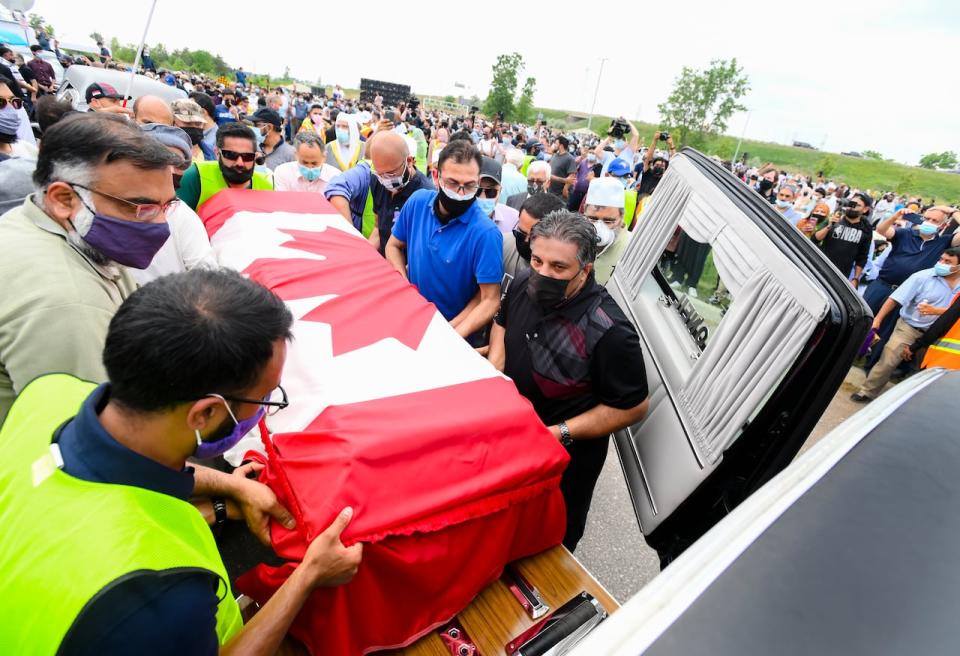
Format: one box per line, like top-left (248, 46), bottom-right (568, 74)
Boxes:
top-left (574, 366), bottom-right (874, 604)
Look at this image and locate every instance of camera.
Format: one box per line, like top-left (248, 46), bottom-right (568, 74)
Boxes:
top-left (837, 198), bottom-right (857, 209)
top-left (659, 131), bottom-right (670, 141)
top-left (608, 118), bottom-right (631, 139)
top-left (407, 96), bottom-right (420, 109)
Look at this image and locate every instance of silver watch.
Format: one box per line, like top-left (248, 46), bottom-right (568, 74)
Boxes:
top-left (558, 421), bottom-right (573, 446)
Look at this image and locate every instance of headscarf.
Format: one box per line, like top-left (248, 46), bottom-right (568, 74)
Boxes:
top-left (335, 113), bottom-right (361, 165)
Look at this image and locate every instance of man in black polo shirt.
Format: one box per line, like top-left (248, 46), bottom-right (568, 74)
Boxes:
top-left (487, 210), bottom-right (649, 551)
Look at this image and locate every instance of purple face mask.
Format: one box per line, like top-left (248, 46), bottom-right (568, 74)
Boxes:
top-left (80, 212), bottom-right (171, 269)
top-left (194, 398), bottom-right (266, 460)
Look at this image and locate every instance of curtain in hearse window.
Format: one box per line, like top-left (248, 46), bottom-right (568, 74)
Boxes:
top-left (613, 156), bottom-right (829, 466)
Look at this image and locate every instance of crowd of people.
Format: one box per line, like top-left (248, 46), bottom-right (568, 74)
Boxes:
top-left (1, 44), bottom-right (959, 652)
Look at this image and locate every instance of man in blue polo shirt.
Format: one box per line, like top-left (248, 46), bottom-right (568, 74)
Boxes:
top-left (864, 205), bottom-right (960, 368)
top-left (386, 139), bottom-right (503, 340)
top-left (214, 89), bottom-right (240, 126)
top-left (853, 247), bottom-right (960, 401)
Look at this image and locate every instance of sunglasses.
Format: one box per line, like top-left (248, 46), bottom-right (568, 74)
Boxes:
top-left (477, 186), bottom-right (500, 198)
top-left (220, 149), bottom-right (257, 163)
top-left (0, 97), bottom-right (23, 110)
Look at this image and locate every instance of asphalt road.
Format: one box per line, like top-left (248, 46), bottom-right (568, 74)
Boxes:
top-left (574, 367), bottom-right (871, 604)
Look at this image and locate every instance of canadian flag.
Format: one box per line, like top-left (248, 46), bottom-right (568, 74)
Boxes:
top-left (199, 190), bottom-right (569, 655)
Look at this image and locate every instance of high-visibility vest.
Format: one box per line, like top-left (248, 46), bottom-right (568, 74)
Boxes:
top-left (0, 374), bottom-right (243, 652)
top-left (922, 292), bottom-right (960, 370)
top-left (196, 160), bottom-right (273, 211)
top-left (624, 190), bottom-right (638, 229)
top-left (521, 155), bottom-right (534, 177)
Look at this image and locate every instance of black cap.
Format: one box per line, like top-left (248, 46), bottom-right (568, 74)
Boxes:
top-left (85, 82), bottom-right (126, 103)
top-left (251, 107), bottom-right (282, 129)
top-left (480, 157), bottom-right (502, 184)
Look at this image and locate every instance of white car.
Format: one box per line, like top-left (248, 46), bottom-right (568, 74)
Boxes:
top-left (56, 64), bottom-right (185, 112)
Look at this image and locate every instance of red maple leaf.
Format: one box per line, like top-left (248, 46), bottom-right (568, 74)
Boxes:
top-left (242, 228), bottom-right (436, 356)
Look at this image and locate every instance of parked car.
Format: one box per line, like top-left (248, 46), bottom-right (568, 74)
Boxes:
top-left (792, 140), bottom-right (816, 149)
top-left (55, 65), bottom-right (185, 112)
top-left (575, 367), bottom-right (956, 655)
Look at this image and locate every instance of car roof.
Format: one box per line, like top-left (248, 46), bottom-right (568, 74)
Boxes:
top-left (575, 368), bottom-right (960, 655)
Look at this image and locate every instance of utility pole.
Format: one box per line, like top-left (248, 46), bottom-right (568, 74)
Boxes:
top-left (586, 58), bottom-right (608, 131)
top-left (731, 110), bottom-right (752, 164)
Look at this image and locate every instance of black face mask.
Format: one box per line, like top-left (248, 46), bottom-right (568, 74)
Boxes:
top-left (219, 159), bottom-right (255, 185)
top-left (527, 182), bottom-right (545, 195)
top-left (845, 208), bottom-right (862, 220)
top-left (652, 166), bottom-right (665, 177)
top-left (758, 179), bottom-right (774, 192)
top-left (526, 269), bottom-right (576, 310)
top-left (436, 189), bottom-right (476, 219)
top-left (513, 229), bottom-right (532, 262)
top-left (183, 127), bottom-right (204, 146)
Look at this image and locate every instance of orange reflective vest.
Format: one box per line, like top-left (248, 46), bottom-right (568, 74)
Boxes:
top-left (922, 292), bottom-right (960, 370)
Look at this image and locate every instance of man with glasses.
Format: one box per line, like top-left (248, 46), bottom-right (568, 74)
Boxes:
top-left (0, 113), bottom-right (183, 423)
top-left (325, 130), bottom-right (433, 255)
top-left (476, 156), bottom-right (519, 234)
top-left (176, 121), bottom-right (274, 212)
top-left (386, 139), bottom-right (503, 340)
top-left (813, 192), bottom-right (874, 287)
top-left (0, 268), bottom-right (363, 653)
top-left (584, 177), bottom-right (632, 286)
top-left (0, 76), bottom-right (34, 213)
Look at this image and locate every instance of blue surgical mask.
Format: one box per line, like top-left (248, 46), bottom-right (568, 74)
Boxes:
top-left (336, 127), bottom-right (350, 144)
top-left (194, 398), bottom-right (265, 459)
top-left (614, 139), bottom-right (626, 150)
top-left (918, 222), bottom-right (939, 236)
top-left (776, 199), bottom-right (794, 209)
top-left (298, 164), bottom-right (323, 181)
top-left (933, 262), bottom-right (956, 276)
top-left (252, 125), bottom-right (266, 148)
top-left (587, 153), bottom-right (597, 163)
top-left (476, 198), bottom-right (496, 216)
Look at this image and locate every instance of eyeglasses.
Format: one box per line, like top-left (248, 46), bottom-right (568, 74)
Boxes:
top-left (68, 183), bottom-right (179, 222)
top-left (585, 214), bottom-right (620, 228)
top-left (0, 96), bottom-right (23, 110)
top-left (217, 384), bottom-right (289, 417)
top-left (438, 176), bottom-right (478, 195)
top-left (220, 149), bottom-right (257, 163)
top-left (477, 186), bottom-right (500, 198)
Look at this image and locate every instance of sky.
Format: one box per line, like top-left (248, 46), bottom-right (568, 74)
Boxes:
top-left (12, 0), bottom-right (960, 164)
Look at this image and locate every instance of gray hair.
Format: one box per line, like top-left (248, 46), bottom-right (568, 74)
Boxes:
top-left (530, 209), bottom-right (599, 267)
top-left (505, 148), bottom-right (524, 167)
top-left (527, 160), bottom-right (551, 179)
top-left (294, 132), bottom-right (324, 149)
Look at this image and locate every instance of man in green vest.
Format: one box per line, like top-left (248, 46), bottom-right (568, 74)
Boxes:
top-left (177, 122), bottom-right (274, 212)
top-left (0, 269), bottom-right (362, 654)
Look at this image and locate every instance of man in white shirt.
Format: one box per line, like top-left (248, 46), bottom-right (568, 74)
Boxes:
top-left (274, 132), bottom-right (340, 193)
top-left (135, 124), bottom-right (216, 285)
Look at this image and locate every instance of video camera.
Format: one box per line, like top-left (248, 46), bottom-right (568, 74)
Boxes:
top-left (608, 118), bottom-right (631, 139)
top-left (658, 131), bottom-right (670, 141)
top-left (407, 96), bottom-right (420, 109)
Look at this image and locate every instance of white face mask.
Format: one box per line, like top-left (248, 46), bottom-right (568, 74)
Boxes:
top-left (592, 220), bottom-right (616, 250)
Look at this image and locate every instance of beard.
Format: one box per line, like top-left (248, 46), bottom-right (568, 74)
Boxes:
top-left (219, 159), bottom-right (255, 185)
top-left (66, 198), bottom-right (111, 266)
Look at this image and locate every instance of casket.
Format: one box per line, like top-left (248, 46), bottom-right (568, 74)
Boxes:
top-left (198, 190), bottom-right (569, 655)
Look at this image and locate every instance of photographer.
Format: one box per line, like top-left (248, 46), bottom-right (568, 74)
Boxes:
top-left (596, 117), bottom-right (640, 175)
top-left (814, 192), bottom-right (874, 287)
top-left (637, 131), bottom-right (676, 199)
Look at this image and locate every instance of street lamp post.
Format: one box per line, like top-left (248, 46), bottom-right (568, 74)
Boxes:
top-left (586, 58), bottom-right (608, 131)
top-left (731, 109), bottom-right (752, 165)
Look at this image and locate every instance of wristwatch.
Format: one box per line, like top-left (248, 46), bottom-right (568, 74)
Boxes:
top-left (558, 422), bottom-right (573, 447)
top-left (212, 498), bottom-right (228, 527)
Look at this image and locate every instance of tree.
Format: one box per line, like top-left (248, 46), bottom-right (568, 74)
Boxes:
top-left (862, 150), bottom-right (883, 160)
top-left (895, 171), bottom-right (917, 195)
top-left (28, 13), bottom-right (54, 35)
top-left (918, 151), bottom-right (959, 170)
top-left (514, 76), bottom-right (537, 124)
top-left (816, 154), bottom-right (838, 179)
top-left (483, 52), bottom-right (523, 120)
top-left (657, 58), bottom-right (749, 148)
top-left (89, 31), bottom-right (105, 45)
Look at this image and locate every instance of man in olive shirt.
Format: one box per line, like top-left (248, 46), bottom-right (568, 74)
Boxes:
top-left (0, 113), bottom-right (180, 423)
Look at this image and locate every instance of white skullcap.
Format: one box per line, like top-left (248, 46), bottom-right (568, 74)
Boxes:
top-left (585, 177), bottom-right (625, 209)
